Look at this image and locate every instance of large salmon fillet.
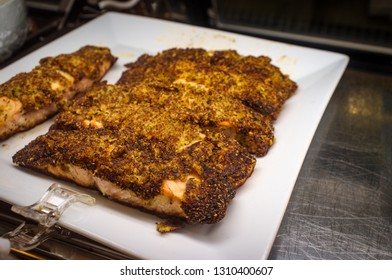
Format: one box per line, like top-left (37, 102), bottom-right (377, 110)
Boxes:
top-left (0, 46), bottom-right (117, 141)
top-left (13, 85), bottom-right (256, 228)
top-left (12, 48), bottom-right (297, 231)
top-left (118, 48), bottom-right (297, 119)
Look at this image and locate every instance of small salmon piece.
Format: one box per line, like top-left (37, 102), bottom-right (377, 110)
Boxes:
top-left (0, 46), bottom-right (117, 141)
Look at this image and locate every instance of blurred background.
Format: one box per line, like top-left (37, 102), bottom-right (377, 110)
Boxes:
top-left (1, 0), bottom-right (391, 70)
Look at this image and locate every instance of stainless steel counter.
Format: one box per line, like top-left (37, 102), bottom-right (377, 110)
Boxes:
top-left (269, 67), bottom-right (392, 259)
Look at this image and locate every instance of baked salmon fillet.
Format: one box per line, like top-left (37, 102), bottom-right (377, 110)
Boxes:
top-left (0, 46), bottom-right (117, 141)
top-left (117, 48), bottom-right (297, 119)
top-left (13, 84), bottom-right (256, 228)
top-left (11, 48), bottom-right (297, 231)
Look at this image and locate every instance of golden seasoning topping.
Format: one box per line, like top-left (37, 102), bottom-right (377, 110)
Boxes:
top-left (81, 119), bottom-right (103, 128)
top-left (0, 45), bottom-right (117, 141)
top-left (119, 48), bottom-right (297, 119)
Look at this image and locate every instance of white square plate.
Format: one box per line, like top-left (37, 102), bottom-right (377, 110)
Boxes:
top-left (0, 12), bottom-right (348, 259)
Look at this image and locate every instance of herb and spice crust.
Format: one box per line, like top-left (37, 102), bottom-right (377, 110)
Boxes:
top-left (0, 46), bottom-right (117, 140)
top-left (12, 47), bottom-right (297, 231)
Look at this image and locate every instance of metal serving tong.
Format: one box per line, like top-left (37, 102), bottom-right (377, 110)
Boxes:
top-left (2, 183), bottom-right (95, 252)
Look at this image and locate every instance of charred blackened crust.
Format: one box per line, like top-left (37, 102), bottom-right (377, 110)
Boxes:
top-left (182, 177), bottom-right (235, 224)
top-left (13, 127), bottom-right (255, 225)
